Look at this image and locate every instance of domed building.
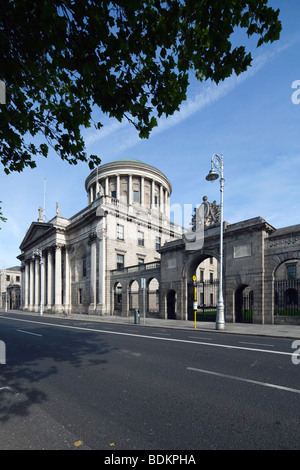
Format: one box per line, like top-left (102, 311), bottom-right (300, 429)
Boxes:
top-left (18, 159), bottom-right (182, 316)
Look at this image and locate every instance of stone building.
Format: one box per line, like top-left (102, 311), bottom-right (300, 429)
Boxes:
top-left (0, 266), bottom-right (21, 310)
top-left (17, 160), bottom-right (183, 315)
top-left (17, 159), bottom-right (300, 325)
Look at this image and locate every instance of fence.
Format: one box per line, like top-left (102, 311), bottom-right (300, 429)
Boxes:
top-left (274, 279), bottom-right (300, 317)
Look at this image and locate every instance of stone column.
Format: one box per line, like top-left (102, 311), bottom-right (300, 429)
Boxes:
top-left (116, 174), bottom-right (120, 200)
top-left (40, 252), bottom-right (46, 313)
top-left (54, 245), bottom-right (62, 313)
top-left (29, 258), bottom-right (34, 310)
top-left (24, 261), bottom-right (29, 310)
top-left (46, 249), bottom-right (53, 311)
top-left (34, 255), bottom-right (40, 312)
top-left (160, 184), bottom-right (163, 213)
top-left (128, 174), bottom-right (132, 205)
top-left (151, 180), bottom-right (155, 208)
top-left (141, 176), bottom-right (144, 207)
top-left (89, 234), bottom-right (97, 314)
top-left (64, 247), bottom-right (71, 313)
top-left (97, 219), bottom-right (106, 315)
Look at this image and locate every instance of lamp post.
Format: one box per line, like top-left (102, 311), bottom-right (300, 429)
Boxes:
top-left (33, 249), bottom-right (43, 316)
top-left (206, 153), bottom-right (225, 330)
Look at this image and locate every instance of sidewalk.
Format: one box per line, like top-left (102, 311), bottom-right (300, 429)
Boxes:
top-left (2, 309), bottom-right (300, 339)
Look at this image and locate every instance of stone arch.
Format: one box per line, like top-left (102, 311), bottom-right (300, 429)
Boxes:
top-left (113, 281), bottom-right (123, 314)
top-left (183, 249), bottom-right (220, 281)
top-left (235, 284), bottom-right (254, 323)
top-left (129, 279), bottom-right (139, 311)
top-left (147, 277), bottom-right (159, 316)
top-left (183, 249), bottom-right (220, 321)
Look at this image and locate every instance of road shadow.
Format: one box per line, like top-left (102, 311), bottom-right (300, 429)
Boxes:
top-left (0, 321), bottom-right (115, 424)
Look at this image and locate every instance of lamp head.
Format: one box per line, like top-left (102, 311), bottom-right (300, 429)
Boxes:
top-left (205, 168), bottom-right (219, 181)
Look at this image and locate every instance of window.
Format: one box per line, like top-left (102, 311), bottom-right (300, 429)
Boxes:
top-left (16, 276), bottom-right (20, 282)
top-left (78, 288), bottom-right (82, 304)
top-left (287, 265), bottom-right (296, 280)
top-left (82, 259), bottom-right (87, 277)
top-left (138, 231), bottom-right (144, 246)
top-left (133, 190), bottom-right (140, 203)
top-left (154, 195), bottom-right (158, 207)
top-left (138, 258), bottom-right (144, 265)
top-left (155, 236), bottom-right (161, 251)
top-left (117, 224), bottom-right (124, 240)
top-left (6, 275), bottom-right (10, 282)
top-left (117, 254), bottom-right (124, 270)
top-left (209, 272), bottom-right (214, 283)
top-left (111, 190), bottom-right (116, 198)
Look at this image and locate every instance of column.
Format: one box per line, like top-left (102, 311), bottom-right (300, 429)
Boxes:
top-left (29, 258), bottom-right (34, 310)
top-left (34, 255), bottom-right (39, 312)
top-left (46, 249), bottom-right (53, 311)
top-left (24, 261), bottom-right (29, 310)
top-left (151, 180), bottom-right (155, 208)
top-left (105, 177), bottom-right (109, 196)
top-left (54, 245), bottom-right (62, 313)
top-left (141, 176), bottom-right (144, 207)
top-left (164, 189), bottom-right (168, 216)
top-left (160, 184), bottom-right (163, 213)
top-left (40, 252), bottom-right (45, 314)
top-left (64, 247), bottom-right (71, 313)
top-left (89, 235), bottom-right (97, 313)
top-left (116, 174), bottom-right (120, 200)
top-left (128, 174), bottom-right (133, 205)
top-left (97, 219), bottom-right (106, 314)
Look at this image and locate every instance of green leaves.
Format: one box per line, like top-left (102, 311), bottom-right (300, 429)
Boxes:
top-left (0, 0), bottom-right (281, 174)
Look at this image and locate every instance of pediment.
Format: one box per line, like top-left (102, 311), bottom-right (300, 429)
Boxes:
top-left (19, 222), bottom-right (53, 252)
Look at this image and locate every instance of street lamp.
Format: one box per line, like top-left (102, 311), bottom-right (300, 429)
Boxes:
top-left (206, 153), bottom-right (225, 330)
top-left (33, 249), bottom-right (43, 316)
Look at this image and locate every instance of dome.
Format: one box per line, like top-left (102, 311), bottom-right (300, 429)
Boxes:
top-left (85, 159), bottom-right (172, 213)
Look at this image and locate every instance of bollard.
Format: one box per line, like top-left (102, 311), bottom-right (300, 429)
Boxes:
top-left (134, 308), bottom-right (140, 324)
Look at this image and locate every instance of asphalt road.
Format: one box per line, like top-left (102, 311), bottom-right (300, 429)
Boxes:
top-left (0, 312), bottom-right (299, 450)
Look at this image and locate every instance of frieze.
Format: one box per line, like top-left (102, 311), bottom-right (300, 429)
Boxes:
top-left (268, 234), bottom-right (300, 248)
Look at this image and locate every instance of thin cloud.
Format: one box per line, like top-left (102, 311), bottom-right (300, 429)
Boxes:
top-left (85, 40), bottom-right (295, 153)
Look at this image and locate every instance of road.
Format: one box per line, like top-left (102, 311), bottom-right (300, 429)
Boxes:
top-left (0, 312), bottom-right (299, 450)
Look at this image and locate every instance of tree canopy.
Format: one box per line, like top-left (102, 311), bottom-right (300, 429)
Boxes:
top-left (0, 0), bottom-right (281, 174)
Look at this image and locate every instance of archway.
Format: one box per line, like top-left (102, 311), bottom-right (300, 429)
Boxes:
top-left (235, 285), bottom-right (253, 323)
top-left (147, 278), bottom-right (159, 317)
top-left (167, 290), bottom-right (176, 319)
top-left (129, 280), bottom-right (139, 311)
top-left (114, 282), bottom-right (122, 314)
top-left (273, 259), bottom-right (300, 318)
top-left (184, 253), bottom-right (219, 321)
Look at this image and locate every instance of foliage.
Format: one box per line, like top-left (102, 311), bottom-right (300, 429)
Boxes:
top-left (0, 0), bottom-right (281, 174)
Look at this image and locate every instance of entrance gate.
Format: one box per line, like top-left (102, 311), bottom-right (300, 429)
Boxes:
top-left (274, 279), bottom-right (300, 318)
top-left (235, 286), bottom-right (253, 323)
top-left (188, 280), bottom-right (218, 322)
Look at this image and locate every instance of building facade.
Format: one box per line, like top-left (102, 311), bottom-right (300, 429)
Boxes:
top-left (0, 266), bottom-right (21, 310)
top-left (17, 159), bottom-right (300, 325)
top-left (18, 160), bottom-right (183, 315)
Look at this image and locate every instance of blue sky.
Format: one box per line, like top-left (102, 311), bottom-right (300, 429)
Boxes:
top-left (1, 0), bottom-right (300, 268)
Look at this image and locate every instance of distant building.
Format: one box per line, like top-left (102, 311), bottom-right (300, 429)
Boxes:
top-left (0, 266), bottom-right (21, 310)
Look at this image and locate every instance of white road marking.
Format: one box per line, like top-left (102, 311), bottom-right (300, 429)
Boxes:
top-left (1, 316), bottom-right (294, 357)
top-left (239, 341), bottom-right (274, 347)
top-left (187, 367), bottom-right (300, 394)
top-left (17, 329), bottom-right (43, 337)
top-left (188, 336), bottom-right (213, 341)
